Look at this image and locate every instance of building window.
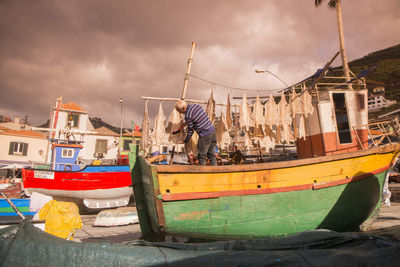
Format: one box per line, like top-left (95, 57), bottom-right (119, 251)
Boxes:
top-left (8, 142), bottom-right (28, 156)
top-left (95, 139), bottom-right (107, 155)
top-left (162, 146), bottom-right (168, 153)
top-left (135, 140), bottom-right (140, 145)
top-left (67, 112), bottom-right (80, 128)
top-left (62, 148), bottom-right (74, 158)
top-left (123, 139), bottom-right (132, 151)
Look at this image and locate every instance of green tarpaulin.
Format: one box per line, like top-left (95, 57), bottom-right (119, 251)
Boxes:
top-left (1, 220), bottom-right (399, 266)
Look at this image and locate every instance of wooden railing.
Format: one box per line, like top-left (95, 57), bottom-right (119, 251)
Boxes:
top-left (353, 117), bottom-right (400, 149)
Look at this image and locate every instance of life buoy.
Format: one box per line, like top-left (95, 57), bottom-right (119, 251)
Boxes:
top-left (64, 165), bottom-right (72, 171)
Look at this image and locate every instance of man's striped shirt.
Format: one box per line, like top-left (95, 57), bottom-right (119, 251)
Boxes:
top-left (184, 104), bottom-right (215, 143)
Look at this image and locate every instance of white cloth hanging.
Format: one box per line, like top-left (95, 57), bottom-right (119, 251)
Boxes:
top-left (167, 107), bottom-right (186, 144)
top-left (151, 102), bottom-right (168, 146)
top-left (301, 90), bottom-right (314, 118)
top-left (256, 135), bottom-right (275, 153)
top-left (264, 93), bottom-right (278, 130)
top-left (253, 93), bottom-right (265, 137)
top-left (289, 88), bottom-right (302, 117)
top-left (215, 113), bottom-right (231, 149)
top-left (206, 87), bottom-right (216, 123)
top-left (277, 91), bottom-right (294, 144)
top-left (185, 132), bottom-right (198, 156)
top-left (226, 93), bottom-right (233, 129)
top-left (239, 92), bottom-right (254, 131)
top-left (297, 115), bottom-right (306, 140)
top-left (140, 100), bottom-right (152, 154)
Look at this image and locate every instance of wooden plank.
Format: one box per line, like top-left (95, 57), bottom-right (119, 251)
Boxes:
top-left (155, 144), bottom-right (400, 173)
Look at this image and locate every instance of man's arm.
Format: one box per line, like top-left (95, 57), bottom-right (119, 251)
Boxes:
top-left (184, 119), bottom-right (194, 143)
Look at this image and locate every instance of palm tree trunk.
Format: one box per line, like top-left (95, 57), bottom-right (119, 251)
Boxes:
top-left (335, 0), bottom-right (352, 89)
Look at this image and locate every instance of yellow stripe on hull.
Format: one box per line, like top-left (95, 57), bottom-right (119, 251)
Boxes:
top-left (157, 150), bottom-right (397, 195)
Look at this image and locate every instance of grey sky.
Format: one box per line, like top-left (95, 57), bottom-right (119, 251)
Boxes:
top-left (0, 0), bottom-right (399, 128)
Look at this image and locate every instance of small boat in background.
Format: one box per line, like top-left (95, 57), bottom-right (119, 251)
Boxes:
top-left (0, 193), bottom-right (45, 231)
top-left (22, 142), bottom-right (134, 210)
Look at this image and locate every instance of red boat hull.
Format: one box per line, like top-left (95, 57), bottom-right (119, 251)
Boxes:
top-left (22, 165), bottom-right (133, 207)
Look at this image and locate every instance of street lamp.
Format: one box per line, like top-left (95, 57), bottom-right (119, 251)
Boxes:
top-left (119, 98), bottom-right (123, 154)
top-left (255, 69), bottom-right (290, 88)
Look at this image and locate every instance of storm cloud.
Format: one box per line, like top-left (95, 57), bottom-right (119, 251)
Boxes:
top-left (0, 0), bottom-right (399, 127)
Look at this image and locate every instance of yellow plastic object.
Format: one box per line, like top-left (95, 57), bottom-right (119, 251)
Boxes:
top-left (92, 160), bottom-right (101, 165)
top-left (38, 200), bottom-right (82, 240)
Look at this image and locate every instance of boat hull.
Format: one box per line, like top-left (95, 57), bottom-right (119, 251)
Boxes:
top-left (131, 144), bottom-right (400, 240)
top-left (22, 165), bottom-right (133, 208)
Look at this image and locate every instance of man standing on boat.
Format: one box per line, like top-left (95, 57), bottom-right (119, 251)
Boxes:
top-left (174, 100), bottom-right (217, 166)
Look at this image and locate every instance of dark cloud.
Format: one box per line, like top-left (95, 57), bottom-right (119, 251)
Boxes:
top-left (0, 0), bottom-right (399, 127)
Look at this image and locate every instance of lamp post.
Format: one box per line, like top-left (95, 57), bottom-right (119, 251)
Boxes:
top-left (255, 69), bottom-right (290, 88)
top-left (119, 98), bottom-right (123, 155)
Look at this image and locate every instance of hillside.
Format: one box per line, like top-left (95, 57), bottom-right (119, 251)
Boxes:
top-left (323, 44), bottom-right (400, 117)
top-left (37, 117), bottom-right (130, 134)
top-left (349, 44), bottom-right (400, 101)
top-left (89, 117), bottom-right (131, 134)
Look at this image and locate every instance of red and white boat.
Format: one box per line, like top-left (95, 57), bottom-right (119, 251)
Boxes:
top-left (22, 143), bottom-right (133, 210)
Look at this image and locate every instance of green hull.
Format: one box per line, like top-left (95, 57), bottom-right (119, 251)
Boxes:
top-left (162, 172), bottom-right (385, 239)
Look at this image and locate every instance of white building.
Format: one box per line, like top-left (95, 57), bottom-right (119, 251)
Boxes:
top-left (0, 98), bottom-right (137, 171)
top-left (0, 125), bottom-right (48, 168)
top-left (368, 95), bottom-right (396, 111)
top-left (368, 86), bottom-right (396, 111)
top-left (46, 98), bottom-right (135, 164)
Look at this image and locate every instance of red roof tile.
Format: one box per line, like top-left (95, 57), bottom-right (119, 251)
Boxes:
top-left (61, 102), bottom-right (86, 112)
top-left (0, 129), bottom-right (46, 139)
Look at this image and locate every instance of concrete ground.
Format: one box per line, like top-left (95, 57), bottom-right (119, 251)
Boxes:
top-left (366, 202), bottom-right (400, 241)
top-left (74, 207), bottom-right (142, 243)
top-left (73, 202), bottom-right (400, 244)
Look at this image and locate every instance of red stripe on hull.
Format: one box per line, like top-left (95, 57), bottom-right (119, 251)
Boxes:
top-left (162, 184), bottom-right (313, 201)
top-left (161, 164), bottom-right (390, 201)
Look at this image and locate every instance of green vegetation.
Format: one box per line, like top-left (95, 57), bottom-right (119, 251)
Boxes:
top-left (348, 44), bottom-right (400, 101)
top-left (325, 44), bottom-right (400, 117)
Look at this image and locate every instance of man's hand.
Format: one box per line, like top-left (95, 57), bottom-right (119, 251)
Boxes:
top-left (172, 129), bottom-right (181, 135)
top-left (172, 123), bottom-right (186, 135)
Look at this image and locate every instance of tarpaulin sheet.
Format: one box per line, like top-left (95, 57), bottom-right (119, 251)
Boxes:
top-left (38, 200), bottom-right (82, 240)
top-left (0, 221), bottom-right (399, 267)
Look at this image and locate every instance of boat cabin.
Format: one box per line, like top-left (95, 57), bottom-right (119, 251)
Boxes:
top-left (51, 143), bottom-right (83, 171)
top-left (297, 89), bottom-right (368, 158)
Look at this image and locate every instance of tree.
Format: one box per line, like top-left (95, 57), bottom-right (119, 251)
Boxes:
top-left (315, 0), bottom-right (352, 88)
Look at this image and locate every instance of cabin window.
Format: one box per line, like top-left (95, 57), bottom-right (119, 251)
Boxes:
top-left (123, 139), bottom-right (132, 151)
top-left (62, 148), bottom-right (74, 158)
top-left (8, 142), bottom-right (28, 156)
top-left (357, 94), bottom-right (365, 110)
top-left (332, 93), bottom-right (352, 144)
top-left (67, 112), bottom-right (80, 128)
top-left (95, 139), bottom-right (107, 155)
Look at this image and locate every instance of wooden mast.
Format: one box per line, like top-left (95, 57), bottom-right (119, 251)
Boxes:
top-left (181, 41), bottom-right (196, 100)
top-left (170, 42), bottom-right (196, 164)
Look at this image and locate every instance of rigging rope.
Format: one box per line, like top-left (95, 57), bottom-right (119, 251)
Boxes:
top-left (188, 74), bottom-right (291, 93)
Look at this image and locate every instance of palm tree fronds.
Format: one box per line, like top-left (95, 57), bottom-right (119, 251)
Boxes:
top-left (315, 0), bottom-right (338, 8)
